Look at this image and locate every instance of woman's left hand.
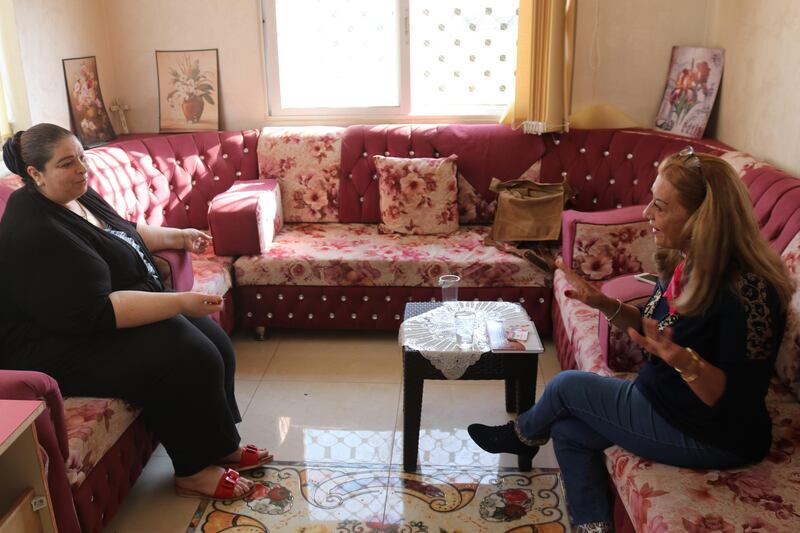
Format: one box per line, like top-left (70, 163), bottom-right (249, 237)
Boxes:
top-left (181, 229), bottom-right (212, 253)
top-left (628, 318), bottom-right (687, 368)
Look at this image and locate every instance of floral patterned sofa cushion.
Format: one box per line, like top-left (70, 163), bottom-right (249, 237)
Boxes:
top-left (190, 248), bottom-right (234, 296)
top-left (571, 220), bottom-right (657, 282)
top-left (374, 155), bottom-right (459, 235)
top-left (63, 397), bottom-right (140, 487)
top-left (233, 223), bottom-right (552, 288)
top-left (257, 126), bottom-right (343, 223)
top-left (553, 269), bottom-right (617, 377)
top-left (606, 401), bottom-right (800, 533)
top-left (777, 232), bottom-right (800, 401)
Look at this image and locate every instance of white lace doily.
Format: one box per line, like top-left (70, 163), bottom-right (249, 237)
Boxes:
top-left (398, 301), bottom-right (531, 379)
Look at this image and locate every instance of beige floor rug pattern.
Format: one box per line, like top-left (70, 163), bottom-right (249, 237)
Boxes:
top-left (186, 461), bottom-right (570, 533)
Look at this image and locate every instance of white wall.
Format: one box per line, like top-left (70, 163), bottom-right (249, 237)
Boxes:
top-left (1, 0), bottom-right (32, 130)
top-left (571, 0), bottom-right (711, 128)
top-left (13, 0), bottom-right (800, 177)
top-left (12, 0), bottom-right (115, 129)
top-left (705, 0), bottom-right (800, 175)
top-left (104, 0), bottom-right (266, 133)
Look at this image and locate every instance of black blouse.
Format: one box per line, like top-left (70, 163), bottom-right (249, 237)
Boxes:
top-left (634, 274), bottom-right (786, 462)
top-left (0, 186), bottom-right (162, 353)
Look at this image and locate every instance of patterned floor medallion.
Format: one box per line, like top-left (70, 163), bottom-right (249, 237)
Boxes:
top-left (186, 461), bottom-right (569, 533)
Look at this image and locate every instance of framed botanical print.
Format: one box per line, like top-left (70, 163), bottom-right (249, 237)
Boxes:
top-left (62, 56), bottom-right (116, 147)
top-left (654, 46), bottom-right (725, 139)
top-left (156, 49), bottom-right (220, 132)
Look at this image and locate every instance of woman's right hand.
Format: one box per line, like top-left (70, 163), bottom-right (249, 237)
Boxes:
top-left (555, 257), bottom-right (608, 310)
top-left (179, 292), bottom-right (224, 317)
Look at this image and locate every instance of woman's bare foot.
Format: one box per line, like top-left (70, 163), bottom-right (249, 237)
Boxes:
top-left (218, 445), bottom-right (273, 466)
top-left (175, 465), bottom-right (253, 498)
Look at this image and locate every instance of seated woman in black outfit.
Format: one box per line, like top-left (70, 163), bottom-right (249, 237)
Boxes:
top-left (0, 124), bottom-right (272, 501)
top-left (468, 147), bottom-right (794, 532)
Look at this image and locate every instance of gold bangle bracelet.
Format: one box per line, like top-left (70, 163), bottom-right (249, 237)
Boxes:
top-left (676, 347), bottom-right (704, 383)
top-left (604, 298), bottom-right (623, 322)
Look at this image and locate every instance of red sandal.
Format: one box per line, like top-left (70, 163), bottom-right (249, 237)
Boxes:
top-left (217, 444), bottom-right (274, 472)
top-left (175, 468), bottom-right (254, 501)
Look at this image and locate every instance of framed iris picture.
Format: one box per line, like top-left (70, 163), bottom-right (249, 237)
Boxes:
top-left (62, 56), bottom-right (116, 147)
top-left (654, 46), bottom-right (725, 139)
top-left (156, 49), bottom-right (220, 132)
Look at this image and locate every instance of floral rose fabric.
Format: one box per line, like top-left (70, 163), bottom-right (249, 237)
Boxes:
top-left (572, 221), bottom-right (657, 281)
top-left (233, 223), bottom-right (552, 288)
top-left (257, 126), bottom-right (343, 223)
top-left (553, 269), bottom-right (636, 378)
top-left (64, 397), bottom-right (140, 487)
top-left (777, 232), bottom-right (800, 400)
top-left (606, 402), bottom-right (800, 533)
top-left (375, 155), bottom-right (459, 235)
top-left (147, 247), bottom-right (233, 294)
top-left (190, 248), bottom-right (234, 297)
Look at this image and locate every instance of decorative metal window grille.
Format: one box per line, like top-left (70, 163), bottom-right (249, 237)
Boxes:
top-left (410, 1), bottom-right (518, 111)
top-left (264, 0), bottom-right (519, 116)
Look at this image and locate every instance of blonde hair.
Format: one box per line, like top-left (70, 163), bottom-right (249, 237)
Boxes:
top-left (657, 151), bottom-right (794, 315)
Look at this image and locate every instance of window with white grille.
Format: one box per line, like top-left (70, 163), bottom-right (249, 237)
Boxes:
top-left (263, 0), bottom-right (518, 118)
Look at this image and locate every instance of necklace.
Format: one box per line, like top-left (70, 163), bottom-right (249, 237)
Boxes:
top-left (71, 201), bottom-right (89, 221)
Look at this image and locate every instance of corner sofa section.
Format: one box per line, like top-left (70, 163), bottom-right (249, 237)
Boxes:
top-left (550, 139), bottom-right (800, 531)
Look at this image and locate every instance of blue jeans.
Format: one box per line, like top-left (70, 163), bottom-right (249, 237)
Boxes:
top-left (517, 370), bottom-right (749, 525)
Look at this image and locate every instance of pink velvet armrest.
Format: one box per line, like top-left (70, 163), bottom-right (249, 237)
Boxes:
top-left (152, 249), bottom-right (194, 292)
top-left (208, 180), bottom-right (283, 256)
top-left (0, 370), bottom-right (81, 533)
top-left (598, 275), bottom-right (655, 372)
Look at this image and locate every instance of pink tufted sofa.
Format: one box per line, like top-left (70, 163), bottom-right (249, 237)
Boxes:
top-left (2, 125), bottom-right (800, 532)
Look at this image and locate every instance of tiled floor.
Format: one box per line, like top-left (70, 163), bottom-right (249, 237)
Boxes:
top-left (107, 329), bottom-right (561, 532)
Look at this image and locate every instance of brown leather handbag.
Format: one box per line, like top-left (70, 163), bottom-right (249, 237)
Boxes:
top-left (488, 177), bottom-right (571, 242)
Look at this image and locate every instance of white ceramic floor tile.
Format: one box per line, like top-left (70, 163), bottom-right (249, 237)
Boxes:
top-left (104, 456), bottom-right (199, 533)
top-left (238, 381), bottom-right (401, 465)
top-left (231, 333), bottom-right (280, 380)
top-left (234, 379), bottom-right (261, 417)
top-left (263, 329), bottom-right (402, 383)
top-left (539, 339), bottom-right (562, 383)
top-left (113, 331), bottom-right (563, 530)
top-left (390, 380), bottom-right (525, 470)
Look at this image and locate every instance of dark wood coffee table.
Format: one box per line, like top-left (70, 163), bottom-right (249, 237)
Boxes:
top-left (401, 302), bottom-right (541, 472)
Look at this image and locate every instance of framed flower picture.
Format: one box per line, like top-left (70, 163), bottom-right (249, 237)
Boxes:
top-left (654, 46), bottom-right (725, 139)
top-left (156, 49), bottom-right (220, 132)
top-left (62, 56), bottom-right (116, 148)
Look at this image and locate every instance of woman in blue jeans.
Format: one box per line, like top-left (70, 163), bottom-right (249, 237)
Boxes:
top-left (468, 148), bottom-right (794, 532)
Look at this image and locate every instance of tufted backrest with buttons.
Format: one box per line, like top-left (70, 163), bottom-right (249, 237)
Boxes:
top-left (339, 124), bottom-right (800, 253)
top-left (533, 128), bottom-right (729, 210)
top-left (86, 130), bottom-right (259, 229)
top-left (338, 124), bottom-right (731, 223)
top-left (339, 124), bottom-right (547, 223)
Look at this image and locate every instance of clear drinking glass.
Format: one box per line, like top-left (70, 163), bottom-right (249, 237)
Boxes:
top-left (438, 274), bottom-right (461, 308)
top-left (454, 310), bottom-right (476, 349)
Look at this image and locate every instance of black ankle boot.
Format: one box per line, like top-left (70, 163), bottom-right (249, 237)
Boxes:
top-left (467, 421), bottom-right (542, 456)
